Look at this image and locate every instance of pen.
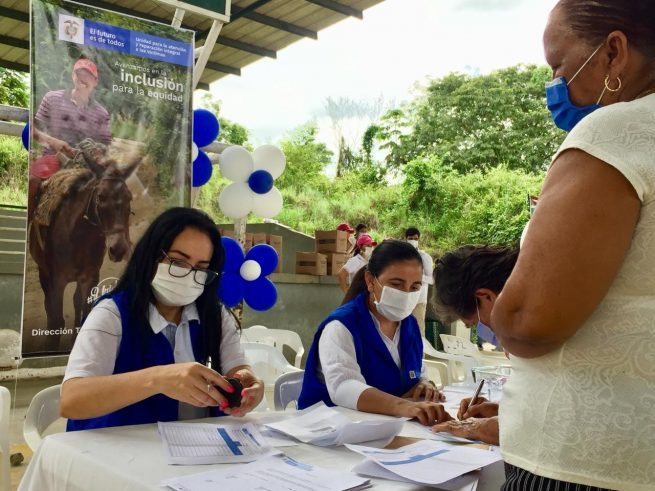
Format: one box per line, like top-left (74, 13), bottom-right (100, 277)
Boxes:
top-left (467, 379), bottom-right (485, 411)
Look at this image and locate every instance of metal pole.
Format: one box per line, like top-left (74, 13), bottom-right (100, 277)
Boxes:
top-left (193, 20), bottom-right (223, 89)
top-left (171, 8), bottom-right (185, 28)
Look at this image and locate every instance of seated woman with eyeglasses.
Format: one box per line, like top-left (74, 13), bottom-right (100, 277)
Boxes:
top-left (61, 207), bottom-right (264, 430)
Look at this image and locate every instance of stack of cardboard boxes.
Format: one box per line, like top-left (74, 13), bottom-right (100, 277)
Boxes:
top-left (295, 230), bottom-right (349, 276)
top-left (220, 230), bottom-right (283, 273)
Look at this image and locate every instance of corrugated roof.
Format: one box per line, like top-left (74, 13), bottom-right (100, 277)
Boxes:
top-left (0, 0), bottom-right (385, 90)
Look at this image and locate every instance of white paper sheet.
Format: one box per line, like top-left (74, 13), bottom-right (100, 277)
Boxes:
top-left (346, 440), bottom-right (501, 485)
top-left (399, 421), bottom-right (479, 443)
top-left (157, 422), bottom-right (278, 465)
top-left (161, 454), bottom-right (371, 491)
top-left (264, 403), bottom-right (403, 447)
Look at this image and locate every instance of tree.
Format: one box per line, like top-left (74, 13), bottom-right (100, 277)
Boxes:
top-left (0, 68), bottom-right (29, 108)
top-left (375, 64), bottom-right (565, 174)
top-left (198, 92), bottom-right (250, 146)
top-left (277, 123), bottom-right (332, 189)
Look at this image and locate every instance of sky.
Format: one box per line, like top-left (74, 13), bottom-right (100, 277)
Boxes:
top-left (206, 0), bottom-right (560, 152)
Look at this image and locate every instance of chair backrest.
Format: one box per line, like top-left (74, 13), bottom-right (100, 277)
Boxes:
top-left (273, 370), bottom-right (305, 411)
top-left (23, 384), bottom-right (62, 452)
top-left (241, 343), bottom-right (301, 386)
top-left (241, 325), bottom-right (305, 368)
top-left (0, 386), bottom-right (10, 491)
top-left (422, 360), bottom-right (449, 389)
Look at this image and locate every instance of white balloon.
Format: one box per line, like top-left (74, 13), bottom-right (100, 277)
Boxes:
top-left (218, 182), bottom-right (253, 219)
top-left (219, 146), bottom-right (254, 182)
top-left (252, 186), bottom-right (283, 219)
top-left (240, 260), bottom-right (262, 281)
top-left (253, 145), bottom-right (286, 179)
top-left (191, 143), bottom-right (199, 162)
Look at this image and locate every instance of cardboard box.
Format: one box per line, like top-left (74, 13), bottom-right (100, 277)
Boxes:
top-left (244, 233), bottom-right (253, 251)
top-left (220, 229), bottom-right (235, 238)
top-left (274, 253), bottom-right (282, 274)
top-left (295, 252), bottom-right (327, 276)
top-left (253, 232), bottom-right (267, 245)
top-left (315, 230), bottom-right (348, 253)
top-left (267, 234), bottom-right (283, 255)
top-left (326, 252), bottom-right (347, 276)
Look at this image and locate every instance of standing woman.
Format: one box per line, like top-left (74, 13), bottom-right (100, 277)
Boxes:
top-left (338, 234), bottom-right (375, 294)
top-left (491, 1), bottom-right (655, 489)
top-left (60, 208), bottom-right (264, 430)
top-left (299, 240), bottom-right (449, 426)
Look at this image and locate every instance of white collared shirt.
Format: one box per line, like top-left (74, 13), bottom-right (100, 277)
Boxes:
top-left (64, 298), bottom-right (248, 420)
top-left (317, 311), bottom-right (425, 410)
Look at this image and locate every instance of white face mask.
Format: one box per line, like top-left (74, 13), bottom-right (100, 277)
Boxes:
top-left (348, 235), bottom-right (356, 246)
top-left (362, 248), bottom-right (372, 260)
top-left (151, 263), bottom-right (204, 307)
top-left (372, 278), bottom-right (421, 322)
top-left (407, 239), bottom-right (419, 249)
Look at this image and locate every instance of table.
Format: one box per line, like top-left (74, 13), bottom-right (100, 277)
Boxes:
top-left (19, 410), bottom-right (505, 490)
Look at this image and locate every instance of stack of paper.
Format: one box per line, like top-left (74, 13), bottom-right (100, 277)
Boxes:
top-left (162, 455), bottom-right (371, 491)
top-left (264, 402), bottom-right (403, 447)
top-left (400, 420), bottom-right (479, 443)
top-left (347, 440), bottom-right (502, 490)
top-left (157, 422), bottom-right (278, 465)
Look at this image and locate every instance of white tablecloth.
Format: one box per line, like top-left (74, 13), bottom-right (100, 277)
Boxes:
top-left (19, 409), bottom-right (505, 490)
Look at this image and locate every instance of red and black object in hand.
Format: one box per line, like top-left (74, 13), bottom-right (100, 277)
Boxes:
top-left (216, 378), bottom-right (243, 408)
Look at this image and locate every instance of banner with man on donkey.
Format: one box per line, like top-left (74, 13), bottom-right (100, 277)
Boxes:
top-left (23, 0), bottom-right (194, 356)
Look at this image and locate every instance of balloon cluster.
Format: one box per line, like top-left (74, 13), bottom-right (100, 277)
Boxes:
top-left (22, 123), bottom-right (29, 150)
top-left (192, 109), bottom-right (220, 187)
top-left (219, 237), bottom-right (278, 311)
top-left (218, 145), bottom-right (286, 219)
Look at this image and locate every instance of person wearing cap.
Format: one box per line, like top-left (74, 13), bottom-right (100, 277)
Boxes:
top-left (29, 57), bottom-right (111, 220)
top-left (338, 233), bottom-right (375, 294)
top-left (336, 222), bottom-right (356, 250)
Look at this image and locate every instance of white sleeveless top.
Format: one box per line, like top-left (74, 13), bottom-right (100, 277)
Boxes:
top-left (499, 94), bottom-right (655, 490)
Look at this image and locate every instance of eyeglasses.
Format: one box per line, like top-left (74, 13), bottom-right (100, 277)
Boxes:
top-left (161, 250), bottom-right (219, 286)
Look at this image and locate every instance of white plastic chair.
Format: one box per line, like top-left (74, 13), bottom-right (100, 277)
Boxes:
top-left (241, 343), bottom-right (302, 410)
top-left (241, 325), bottom-right (305, 368)
top-left (0, 386), bottom-right (10, 491)
top-left (422, 359), bottom-right (449, 389)
top-left (273, 370), bottom-right (305, 410)
top-left (440, 334), bottom-right (507, 365)
top-left (23, 385), bottom-right (62, 452)
top-left (422, 337), bottom-right (478, 383)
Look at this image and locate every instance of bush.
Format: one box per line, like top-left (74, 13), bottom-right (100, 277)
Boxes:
top-left (0, 136), bottom-right (28, 206)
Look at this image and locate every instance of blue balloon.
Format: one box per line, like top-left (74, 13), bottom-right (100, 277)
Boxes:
top-left (248, 170), bottom-right (274, 194)
top-left (192, 150), bottom-right (212, 187)
top-left (221, 237), bottom-right (244, 274)
top-left (219, 272), bottom-right (245, 307)
top-left (22, 123), bottom-right (29, 150)
top-left (244, 277), bottom-right (277, 311)
top-left (245, 244), bottom-right (278, 276)
top-left (193, 109), bottom-right (220, 147)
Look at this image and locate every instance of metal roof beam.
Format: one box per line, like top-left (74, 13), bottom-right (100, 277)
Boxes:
top-left (230, 0), bottom-right (275, 21)
top-left (0, 59), bottom-right (29, 73)
top-left (0, 6), bottom-right (28, 23)
top-left (237, 11), bottom-right (318, 39)
top-left (205, 61), bottom-right (241, 76)
top-left (305, 0), bottom-right (363, 19)
top-left (0, 35), bottom-right (29, 50)
top-left (217, 37), bottom-right (277, 59)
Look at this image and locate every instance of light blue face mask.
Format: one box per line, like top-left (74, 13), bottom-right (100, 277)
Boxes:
top-left (475, 302), bottom-right (499, 346)
top-left (545, 43), bottom-right (607, 132)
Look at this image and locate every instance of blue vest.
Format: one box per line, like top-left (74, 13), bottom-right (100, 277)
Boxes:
top-left (298, 292), bottom-right (423, 409)
top-left (66, 291), bottom-right (215, 431)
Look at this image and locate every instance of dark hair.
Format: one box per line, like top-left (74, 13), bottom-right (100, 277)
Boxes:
top-left (405, 227), bottom-right (420, 238)
top-left (342, 239), bottom-right (423, 305)
top-left (557, 0), bottom-right (655, 58)
top-left (113, 207), bottom-right (225, 371)
top-left (355, 223), bottom-right (368, 232)
top-left (433, 245), bottom-right (518, 321)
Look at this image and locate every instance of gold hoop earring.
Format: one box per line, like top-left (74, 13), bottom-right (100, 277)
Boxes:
top-left (604, 75), bottom-right (622, 92)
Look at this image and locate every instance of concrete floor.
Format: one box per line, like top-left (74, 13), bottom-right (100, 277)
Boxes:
top-left (2, 376), bottom-right (66, 491)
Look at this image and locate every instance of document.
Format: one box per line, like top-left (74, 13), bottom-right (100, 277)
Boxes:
top-left (347, 440), bottom-right (501, 486)
top-left (158, 421), bottom-right (278, 465)
top-left (161, 454), bottom-right (371, 491)
top-left (264, 403), bottom-right (403, 447)
top-left (400, 420), bottom-right (479, 443)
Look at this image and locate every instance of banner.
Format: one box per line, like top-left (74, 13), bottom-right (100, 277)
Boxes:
top-left (23, 0), bottom-right (194, 357)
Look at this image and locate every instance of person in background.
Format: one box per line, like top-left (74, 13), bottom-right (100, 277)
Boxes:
top-left (60, 208), bottom-right (264, 430)
top-left (494, 1), bottom-right (655, 488)
top-left (337, 222), bottom-right (356, 251)
top-left (354, 223), bottom-right (368, 238)
top-left (404, 227), bottom-right (434, 337)
top-left (338, 234), bottom-right (376, 294)
top-left (299, 240), bottom-right (449, 426)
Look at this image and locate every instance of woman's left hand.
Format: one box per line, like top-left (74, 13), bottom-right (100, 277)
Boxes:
top-left (402, 380), bottom-right (446, 402)
top-left (223, 368), bottom-right (264, 417)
